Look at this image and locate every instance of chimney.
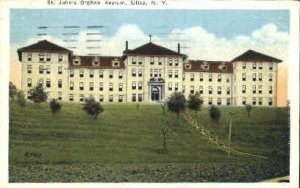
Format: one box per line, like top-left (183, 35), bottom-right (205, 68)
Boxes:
top-left (125, 41), bottom-right (128, 50)
top-left (178, 43), bottom-right (180, 54)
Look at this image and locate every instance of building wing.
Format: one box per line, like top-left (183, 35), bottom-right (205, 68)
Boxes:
top-left (231, 50), bottom-right (282, 63)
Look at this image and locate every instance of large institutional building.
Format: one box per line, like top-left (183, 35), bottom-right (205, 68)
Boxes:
top-left (17, 40), bottom-right (282, 106)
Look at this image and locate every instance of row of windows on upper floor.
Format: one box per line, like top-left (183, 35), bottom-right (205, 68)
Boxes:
top-left (130, 57), bottom-right (180, 67)
top-left (26, 53), bottom-right (64, 62)
top-left (238, 62), bottom-right (274, 70)
top-left (241, 85), bottom-right (273, 94)
top-left (241, 73), bottom-right (274, 82)
top-left (242, 97), bottom-right (273, 106)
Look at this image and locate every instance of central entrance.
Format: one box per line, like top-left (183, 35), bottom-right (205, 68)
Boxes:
top-left (148, 78), bottom-right (165, 102)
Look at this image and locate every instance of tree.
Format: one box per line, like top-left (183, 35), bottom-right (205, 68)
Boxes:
top-left (83, 97), bottom-right (104, 120)
top-left (210, 105), bottom-right (221, 124)
top-left (167, 92), bottom-right (186, 120)
top-left (187, 92), bottom-right (203, 112)
top-left (50, 99), bottom-right (61, 115)
top-left (29, 84), bottom-right (47, 103)
top-left (9, 82), bottom-right (18, 100)
top-left (16, 91), bottom-right (26, 108)
top-left (245, 104), bottom-right (252, 117)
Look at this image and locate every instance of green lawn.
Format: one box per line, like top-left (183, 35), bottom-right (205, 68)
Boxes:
top-left (9, 102), bottom-right (289, 182)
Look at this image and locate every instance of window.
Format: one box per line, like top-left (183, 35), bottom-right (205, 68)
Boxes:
top-left (168, 70), bottom-right (172, 78)
top-left (27, 91), bottom-right (31, 99)
top-left (269, 98), bottom-right (273, 106)
top-left (132, 93), bottom-right (136, 102)
top-left (242, 85), bottom-right (246, 93)
top-left (190, 73), bottom-right (194, 81)
top-left (217, 86), bottom-right (222, 95)
top-left (252, 97), bottom-right (256, 105)
top-left (27, 65), bottom-right (32, 74)
top-left (46, 78), bottom-right (51, 88)
top-left (269, 63), bottom-right (273, 70)
top-left (109, 83), bottom-right (113, 91)
top-left (138, 81), bottom-right (142, 90)
top-left (258, 63), bottom-right (262, 69)
top-left (226, 76), bottom-right (230, 83)
top-left (209, 74), bottom-right (212, 82)
top-left (109, 95), bottom-right (113, 102)
top-left (208, 86), bottom-right (212, 94)
top-left (138, 69), bottom-right (142, 77)
top-left (70, 70), bottom-right (74, 77)
top-left (89, 70), bottom-right (94, 78)
top-left (132, 81), bottom-right (136, 90)
top-left (119, 71), bottom-right (123, 79)
top-left (154, 69), bottom-right (158, 77)
top-left (27, 53), bottom-right (32, 61)
top-left (93, 61), bottom-right (99, 66)
top-left (174, 59), bottom-right (179, 66)
top-left (175, 70), bottom-right (178, 78)
top-left (138, 57), bottom-right (142, 65)
top-left (208, 98), bottom-right (212, 105)
top-left (269, 86), bottom-right (273, 94)
top-left (138, 94), bottom-right (143, 102)
top-left (182, 85), bottom-right (185, 93)
top-left (150, 57), bottom-right (154, 65)
top-left (109, 70), bottom-right (113, 79)
top-left (221, 64), bottom-right (227, 70)
top-left (89, 82), bottom-right (94, 91)
top-left (69, 94), bottom-right (74, 102)
top-left (58, 53), bottom-right (63, 62)
top-left (182, 73), bottom-right (185, 81)
top-left (99, 70), bottom-right (103, 78)
top-left (252, 73), bottom-right (256, 81)
top-left (27, 78), bottom-right (32, 87)
top-left (168, 82), bottom-right (172, 91)
top-left (58, 66), bottom-right (62, 74)
top-left (217, 98), bottom-right (221, 105)
top-left (217, 74), bottom-right (222, 82)
top-left (185, 64), bottom-right (191, 69)
top-left (190, 85), bottom-right (194, 94)
top-left (99, 82), bottom-right (103, 91)
top-left (252, 85), bottom-right (256, 94)
top-left (242, 62), bottom-right (246, 69)
top-left (132, 57), bottom-right (136, 65)
top-left (58, 92), bottom-right (62, 100)
top-left (38, 79), bottom-right (43, 86)
top-left (204, 62), bottom-right (209, 69)
top-left (99, 95), bottom-right (104, 102)
top-left (226, 98), bottom-right (230, 106)
top-left (158, 69), bottom-right (162, 77)
top-left (226, 87), bottom-right (230, 95)
top-left (132, 68), bottom-right (136, 77)
top-left (258, 85), bottom-right (262, 94)
top-left (39, 53), bottom-right (45, 61)
top-left (46, 54), bottom-right (51, 61)
top-left (200, 73), bottom-right (203, 81)
top-left (39, 65), bottom-right (44, 74)
top-left (175, 83), bottom-right (178, 91)
top-left (116, 83), bottom-right (122, 92)
top-left (242, 73), bottom-right (246, 81)
top-left (46, 65), bottom-right (50, 74)
top-left (258, 73), bottom-right (262, 81)
top-left (70, 81), bottom-right (74, 90)
top-left (80, 94), bottom-right (84, 102)
top-left (242, 97), bottom-right (247, 105)
top-left (252, 62), bottom-right (257, 69)
top-left (150, 69), bottom-right (153, 77)
top-left (158, 57), bottom-right (162, 65)
top-left (58, 79), bottom-right (62, 88)
top-left (269, 74), bottom-right (273, 82)
top-left (119, 95), bottom-right (123, 102)
top-left (80, 69), bottom-right (84, 77)
top-left (169, 58), bottom-right (173, 66)
top-left (259, 97), bottom-right (262, 105)
top-left (199, 86), bottom-right (203, 94)
top-left (79, 82), bottom-right (84, 90)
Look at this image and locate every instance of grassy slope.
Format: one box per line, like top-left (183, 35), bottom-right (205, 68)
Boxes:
top-left (9, 102), bottom-right (289, 182)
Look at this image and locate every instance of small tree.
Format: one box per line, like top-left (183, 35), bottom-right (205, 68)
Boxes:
top-left (83, 97), bottom-right (104, 120)
top-left (187, 92), bottom-right (203, 112)
top-left (50, 99), bottom-right (61, 115)
top-left (16, 91), bottom-right (26, 108)
top-left (29, 84), bottom-right (47, 103)
top-left (210, 105), bottom-right (221, 124)
top-left (245, 104), bottom-right (252, 117)
top-left (9, 82), bottom-right (18, 100)
top-left (167, 92), bottom-right (186, 120)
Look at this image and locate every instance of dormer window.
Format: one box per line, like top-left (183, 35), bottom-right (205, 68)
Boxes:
top-left (73, 56), bottom-right (80, 65)
top-left (185, 63), bottom-right (191, 69)
top-left (92, 57), bottom-right (100, 66)
top-left (112, 58), bottom-right (120, 67)
top-left (221, 63), bottom-right (226, 70)
top-left (203, 62), bottom-right (209, 69)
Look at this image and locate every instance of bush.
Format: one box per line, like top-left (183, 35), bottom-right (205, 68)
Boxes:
top-left (167, 92), bottom-right (186, 119)
top-left (83, 97), bottom-right (104, 120)
top-left (210, 105), bottom-right (221, 123)
top-left (50, 99), bottom-right (61, 115)
top-left (187, 92), bottom-right (203, 112)
top-left (16, 91), bottom-right (26, 108)
top-left (29, 84), bottom-right (47, 103)
top-left (9, 82), bottom-right (18, 100)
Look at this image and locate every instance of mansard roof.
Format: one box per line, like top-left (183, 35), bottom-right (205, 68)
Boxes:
top-left (231, 50), bottom-right (282, 63)
top-left (184, 60), bottom-right (233, 74)
top-left (17, 40), bottom-right (72, 53)
top-left (123, 42), bottom-right (187, 58)
top-left (69, 56), bottom-right (125, 69)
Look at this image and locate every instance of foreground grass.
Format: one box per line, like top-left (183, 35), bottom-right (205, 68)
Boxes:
top-left (9, 102), bottom-right (289, 182)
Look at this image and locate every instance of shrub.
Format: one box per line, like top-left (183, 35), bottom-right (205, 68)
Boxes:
top-left (187, 92), bottom-right (203, 112)
top-left (167, 92), bottom-right (186, 120)
top-left (9, 82), bottom-right (18, 100)
top-left (16, 91), bottom-right (26, 107)
top-left (29, 84), bottom-right (48, 103)
top-left (83, 97), bottom-right (104, 120)
top-left (210, 105), bottom-right (221, 123)
top-left (50, 99), bottom-right (61, 115)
